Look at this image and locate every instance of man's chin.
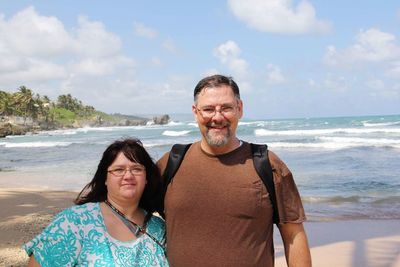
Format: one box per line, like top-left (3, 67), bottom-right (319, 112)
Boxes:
top-left (205, 135), bottom-right (229, 147)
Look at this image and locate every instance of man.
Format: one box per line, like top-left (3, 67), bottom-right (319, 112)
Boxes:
top-left (157, 74), bottom-right (311, 267)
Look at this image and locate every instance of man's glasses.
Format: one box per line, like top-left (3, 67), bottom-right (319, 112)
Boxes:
top-left (196, 104), bottom-right (237, 119)
top-left (108, 165), bottom-right (145, 177)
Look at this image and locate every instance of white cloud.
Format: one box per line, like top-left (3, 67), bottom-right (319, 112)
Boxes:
top-left (266, 64), bottom-right (285, 84)
top-left (214, 40), bottom-right (249, 77)
top-left (323, 74), bottom-right (349, 91)
top-left (0, 59), bottom-right (67, 84)
top-left (386, 61), bottom-right (400, 78)
top-left (0, 6), bottom-right (72, 57)
top-left (71, 55), bottom-right (135, 76)
top-left (203, 69), bottom-right (220, 77)
top-left (368, 85), bottom-right (399, 99)
top-left (365, 79), bottom-right (385, 90)
top-left (162, 38), bottom-right (178, 54)
top-left (0, 7), bottom-right (135, 94)
top-left (308, 78), bottom-right (318, 88)
top-left (150, 57), bottom-right (163, 67)
top-left (324, 28), bottom-right (400, 66)
top-left (74, 16), bottom-right (122, 57)
top-left (228, 0), bottom-right (331, 34)
top-left (133, 21), bottom-right (158, 39)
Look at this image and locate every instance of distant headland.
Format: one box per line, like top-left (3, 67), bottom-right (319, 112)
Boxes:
top-left (0, 86), bottom-right (170, 138)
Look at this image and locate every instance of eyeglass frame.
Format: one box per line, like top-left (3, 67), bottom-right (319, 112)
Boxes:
top-left (107, 165), bottom-right (146, 177)
top-left (195, 103), bottom-right (239, 119)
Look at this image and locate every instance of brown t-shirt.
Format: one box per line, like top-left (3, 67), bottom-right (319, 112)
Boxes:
top-left (157, 141), bottom-right (305, 267)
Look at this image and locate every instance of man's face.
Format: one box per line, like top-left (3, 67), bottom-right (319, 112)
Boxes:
top-left (192, 85), bottom-right (243, 150)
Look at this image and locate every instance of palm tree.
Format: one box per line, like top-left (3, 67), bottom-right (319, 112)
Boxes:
top-left (14, 86), bottom-right (37, 124)
top-left (41, 95), bottom-right (51, 124)
top-left (0, 91), bottom-right (14, 116)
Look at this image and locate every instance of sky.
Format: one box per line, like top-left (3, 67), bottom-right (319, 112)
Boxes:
top-left (0, 1), bottom-right (399, 120)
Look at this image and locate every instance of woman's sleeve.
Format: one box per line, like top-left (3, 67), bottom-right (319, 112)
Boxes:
top-left (23, 208), bottom-right (82, 267)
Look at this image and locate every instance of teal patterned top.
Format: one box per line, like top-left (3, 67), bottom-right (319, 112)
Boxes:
top-left (23, 202), bottom-right (169, 267)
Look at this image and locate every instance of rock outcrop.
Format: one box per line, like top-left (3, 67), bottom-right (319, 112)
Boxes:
top-left (152, 114), bottom-right (170, 125)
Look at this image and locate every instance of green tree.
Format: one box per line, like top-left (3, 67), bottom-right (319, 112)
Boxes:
top-left (57, 94), bottom-right (84, 112)
top-left (0, 91), bottom-right (14, 116)
top-left (14, 86), bottom-right (38, 123)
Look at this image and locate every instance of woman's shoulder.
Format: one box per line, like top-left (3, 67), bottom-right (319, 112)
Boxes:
top-left (147, 214), bottom-right (166, 233)
top-left (149, 214), bottom-right (165, 225)
top-left (54, 202), bottom-right (101, 224)
top-left (58, 202), bottom-right (99, 214)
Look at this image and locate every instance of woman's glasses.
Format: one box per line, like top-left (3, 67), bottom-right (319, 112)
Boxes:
top-left (107, 165), bottom-right (145, 177)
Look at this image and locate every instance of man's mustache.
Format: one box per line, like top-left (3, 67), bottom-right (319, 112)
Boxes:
top-left (206, 121), bottom-right (231, 127)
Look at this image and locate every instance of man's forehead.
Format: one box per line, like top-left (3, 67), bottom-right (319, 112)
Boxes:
top-left (198, 85), bottom-right (235, 97)
top-left (196, 90), bottom-right (239, 107)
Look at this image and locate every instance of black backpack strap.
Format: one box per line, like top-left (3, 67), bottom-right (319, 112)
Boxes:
top-left (160, 143), bottom-right (191, 218)
top-left (163, 144), bottom-right (192, 186)
top-left (251, 143), bottom-right (279, 224)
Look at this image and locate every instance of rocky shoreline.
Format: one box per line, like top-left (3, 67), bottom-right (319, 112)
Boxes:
top-left (0, 114), bottom-right (170, 138)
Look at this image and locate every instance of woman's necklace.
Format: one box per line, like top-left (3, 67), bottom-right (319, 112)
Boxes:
top-left (104, 200), bottom-right (166, 253)
top-left (104, 199), bottom-right (144, 236)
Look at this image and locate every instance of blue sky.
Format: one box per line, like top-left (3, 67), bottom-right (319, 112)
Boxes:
top-left (1, 1), bottom-right (399, 119)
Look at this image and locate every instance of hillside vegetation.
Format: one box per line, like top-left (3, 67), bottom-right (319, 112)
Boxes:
top-left (0, 86), bottom-right (165, 137)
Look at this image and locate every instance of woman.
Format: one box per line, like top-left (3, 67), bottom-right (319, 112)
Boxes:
top-left (24, 138), bottom-right (168, 266)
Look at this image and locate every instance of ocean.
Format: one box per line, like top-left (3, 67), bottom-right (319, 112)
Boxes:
top-left (1, 114), bottom-right (399, 222)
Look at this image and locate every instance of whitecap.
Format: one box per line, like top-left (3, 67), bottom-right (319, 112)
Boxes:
top-left (3, 141), bottom-right (73, 148)
top-left (162, 130), bottom-right (191, 137)
top-left (254, 127), bottom-right (400, 136)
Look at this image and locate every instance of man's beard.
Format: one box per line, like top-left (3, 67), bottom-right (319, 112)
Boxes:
top-left (205, 122), bottom-right (231, 147)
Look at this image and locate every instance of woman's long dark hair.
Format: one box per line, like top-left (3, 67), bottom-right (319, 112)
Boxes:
top-left (74, 138), bottom-right (162, 214)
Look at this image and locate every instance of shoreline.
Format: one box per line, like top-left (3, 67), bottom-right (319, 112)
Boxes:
top-left (1, 188), bottom-right (399, 267)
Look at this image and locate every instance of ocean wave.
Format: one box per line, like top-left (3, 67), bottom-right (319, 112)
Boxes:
top-left (162, 130), bottom-right (191, 137)
top-left (166, 121), bottom-right (184, 126)
top-left (187, 122), bottom-right (199, 128)
top-left (254, 127), bottom-right (400, 136)
top-left (318, 136), bottom-right (400, 147)
top-left (362, 121), bottom-right (400, 127)
top-left (1, 141), bottom-right (74, 148)
top-left (303, 196), bottom-right (361, 204)
top-left (239, 121), bottom-right (269, 126)
top-left (268, 140), bottom-right (400, 150)
top-left (372, 196), bottom-right (400, 204)
top-left (5, 135), bottom-right (25, 139)
top-left (303, 195), bottom-right (400, 205)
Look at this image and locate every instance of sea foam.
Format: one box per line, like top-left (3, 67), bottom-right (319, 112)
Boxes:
top-left (162, 130), bottom-right (191, 137)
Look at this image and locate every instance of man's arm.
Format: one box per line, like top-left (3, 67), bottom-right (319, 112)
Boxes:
top-left (278, 223), bottom-right (312, 267)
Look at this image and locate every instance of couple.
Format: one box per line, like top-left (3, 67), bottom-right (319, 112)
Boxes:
top-left (24, 74), bottom-right (311, 267)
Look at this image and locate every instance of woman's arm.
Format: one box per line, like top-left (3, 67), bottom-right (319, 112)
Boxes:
top-left (27, 255), bottom-right (41, 267)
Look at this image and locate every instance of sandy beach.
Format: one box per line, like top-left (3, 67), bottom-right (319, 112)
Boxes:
top-left (1, 188), bottom-right (399, 267)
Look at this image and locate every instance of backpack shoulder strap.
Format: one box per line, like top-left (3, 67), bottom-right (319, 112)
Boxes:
top-left (250, 143), bottom-right (279, 224)
top-left (163, 143), bottom-right (192, 186)
top-left (160, 143), bottom-right (191, 218)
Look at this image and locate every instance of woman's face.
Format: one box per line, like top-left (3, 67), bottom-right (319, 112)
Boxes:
top-left (105, 152), bottom-right (147, 204)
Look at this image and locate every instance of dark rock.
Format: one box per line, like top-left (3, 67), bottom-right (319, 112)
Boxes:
top-left (153, 114), bottom-right (170, 125)
top-left (0, 123), bottom-right (30, 138)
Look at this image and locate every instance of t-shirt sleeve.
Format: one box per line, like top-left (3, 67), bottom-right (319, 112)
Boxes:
top-left (156, 152), bottom-right (170, 176)
top-left (23, 207), bottom-right (82, 267)
top-left (269, 151), bottom-right (306, 224)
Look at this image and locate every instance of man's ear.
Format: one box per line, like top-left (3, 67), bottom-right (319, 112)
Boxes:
top-left (192, 104), bottom-right (199, 122)
top-left (237, 99), bottom-right (243, 119)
